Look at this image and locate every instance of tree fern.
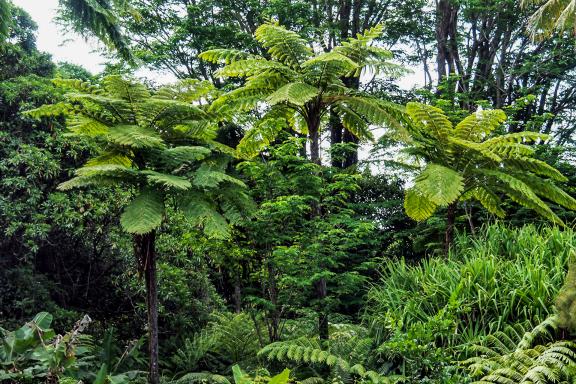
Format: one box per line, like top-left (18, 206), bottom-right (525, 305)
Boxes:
top-left (398, 103), bottom-right (575, 247)
top-left (201, 23), bottom-right (406, 164)
top-left (27, 76), bottom-right (253, 384)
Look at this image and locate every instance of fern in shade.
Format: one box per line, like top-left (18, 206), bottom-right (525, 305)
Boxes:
top-left (26, 76), bottom-right (253, 384)
top-left (199, 23), bottom-right (406, 164)
top-left (399, 102), bottom-right (576, 248)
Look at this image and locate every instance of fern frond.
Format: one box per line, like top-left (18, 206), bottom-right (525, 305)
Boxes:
top-left (236, 117), bottom-right (288, 159)
top-left (454, 109), bottom-right (506, 141)
top-left (107, 125), bottom-right (165, 149)
top-left (406, 102), bottom-right (453, 140)
top-left (267, 82), bottom-right (319, 106)
top-left (198, 48), bottom-right (261, 64)
top-left (25, 102), bottom-right (71, 119)
top-left (413, 164), bottom-right (464, 206)
top-left (142, 170), bottom-right (192, 191)
top-left (102, 75), bottom-right (151, 102)
top-left (254, 23), bottom-right (312, 69)
top-left (505, 157), bottom-right (568, 182)
top-left (461, 186), bottom-right (505, 218)
top-left (404, 187), bottom-right (438, 221)
top-left (120, 188), bottom-right (165, 234)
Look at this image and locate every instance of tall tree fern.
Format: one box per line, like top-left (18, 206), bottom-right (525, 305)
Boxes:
top-left (199, 22), bottom-right (405, 165)
top-left (27, 76), bottom-right (253, 384)
top-left (400, 103), bottom-right (576, 250)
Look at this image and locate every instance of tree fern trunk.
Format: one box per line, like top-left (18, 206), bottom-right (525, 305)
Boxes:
top-left (135, 232), bottom-right (160, 384)
top-left (444, 203), bottom-right (457, 254)
top-left (315, 278), bottom-right (329, 340)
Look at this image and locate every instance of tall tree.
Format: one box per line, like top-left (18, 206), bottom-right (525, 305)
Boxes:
top-left (401, 102), bottom-right (576, 249)
top-left (28, 76), bottom-right (252, 384)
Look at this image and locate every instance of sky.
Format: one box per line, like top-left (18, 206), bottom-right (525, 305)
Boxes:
top-left (14, 0), bottom-right (107, 73)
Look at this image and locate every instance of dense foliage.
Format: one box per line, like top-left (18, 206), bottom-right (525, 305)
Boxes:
top-left (3, 1), bottom-right (576, 384)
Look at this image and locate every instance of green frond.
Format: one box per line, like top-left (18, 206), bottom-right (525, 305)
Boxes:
top-left (102, 75), bottom-right (151, 102)
top-left (267, 82), bottom-right (319, 107)
top-left (57, 174), bottom-right (114, 190)
top-left (67, 115), bottom-right (109, 136)
top-left (404, 187), bottom-right (438, 221)
top-left (181, 194), bottom-right (230, 239)
top-left (193, 164), bottom-right (246, 189)
top-left (482, 132), bottom-right (549, 147)
top-left (406, 102), bottom-right (453, 140)
top-left (413, 164), bottom-right (464, 206)
top-left (480, 169), bottom-right (564, 226)
top-left (58, 0), bottom-right (133, 60)
top-left (523, 0), bottom-right (576, 40)
top-left (75, 164), bottom-right (136, 178)
top-left (514, 173), bottom-right (576, 210)
top-left (454, 109), bottom-right (506, 141)
top-left (505, 157), bottom-right (568, 182)
top-left (161, 146), bottom-right (212, 166)
top-left (216, 59), bottom-right (296, 79)
top-left (254, 23), bottom-right (312, 69)
top-left (53, 78), bottom-right (102, 94)
top-left (461, 187), bottom-right (506, 218)
top-left (338, 97), bottom-right (407, 132)
top-left (333, 104), bottom-right (372, 141)
top-left (448, 137), bottom-right (503, 162)
top-left (85, 153), bottom-right (133, 167)
top-left (138, 98), bottom-right (206, 128)
top-left (302, 51), bottom-right (358, 77)
top-left (107, 125), bottom-right (165, 149)
top-left (141, 170), bottom-right (192, 191)
top-left (209, 87), bottom-right (276, 115)
top-left (25, 102), bottom-right (71, 119)
top-left (120, 188), bottom-right (165, 234)
top-left (236, 117), bottom-right (288, 159)
top-left (155, 79), bottom-right (217, 103)
top-left (198, 48), bottom-right (261, 64)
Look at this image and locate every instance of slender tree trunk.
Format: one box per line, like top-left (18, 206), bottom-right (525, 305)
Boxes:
top-left (444, 203), bottom-right (457, 254)
top-left (135, 232), bottom-right (159, 384)
top-left (233, 279), bottom-right (242, 313)
top-left (315, 278), bottom-right (329, 340)
top-left (309, 123), bottom-right (321, 165)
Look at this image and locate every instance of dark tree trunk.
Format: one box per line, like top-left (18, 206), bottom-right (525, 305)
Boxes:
top-left (315, 278), bottom-right (329, 340)
top-left (233, 280), bottom-right (242, 313)
top-left (134, 232), bottom-right (159, 384)
top-left (329, 110), bottom-right (344, 168)
top-left (308, 113), bottom-right (322, 165)
top-left (444, 203), bottom-right (457, 254)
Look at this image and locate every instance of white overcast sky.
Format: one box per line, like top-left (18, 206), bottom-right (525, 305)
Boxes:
top-left (14, 0), bottom-right (108, 73)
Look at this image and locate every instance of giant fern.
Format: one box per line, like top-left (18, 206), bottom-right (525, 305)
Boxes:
top-left (200, 22), bottom-right (406, 164)
top-left (399, 103), bottom-right (576, 247)
top-left (27, 76), bottom-right (253, 384)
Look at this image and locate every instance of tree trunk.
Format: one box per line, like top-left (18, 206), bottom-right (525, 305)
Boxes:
top-left (134, 232), bottom-right (159, 384)
top-left (444, 203), bottom-right (457, 254)
top-left (309, 122), bottom-right (321, 165)
top-left (315, 278), bottom-right (329, 340)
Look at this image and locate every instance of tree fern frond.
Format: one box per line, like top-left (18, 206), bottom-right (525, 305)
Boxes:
top-left (267, 82), bottom-right (319, 106)
top-left (25, 102), bottom-right (71, 119)
top-left (414, 164), bottom-right (464, 206)
top-left (85, 152), bottom-right (133, 167)
top-left (461, 186), bottom-right (506, 218)
top-left (254, 23), bottom-right (312, 69)
top-left (454, 109), bottom-right (506, 141)
top-left (142, 170), bottom-right (192, 191)
top-left (404, 187), bottom-right (438, 221)
top-left (216, 59), bottom-right (296, 79)
top-left (406, 102), bottom-right (453, 140)
top-left (120, 188), bottom-right (165, 234)
top-left (506, 157), bottom-right (568, 182)
top-left (198, 48), bottom-right (261, 64)
top-left (236, 117), bottom-right (288, 159)
top-left (107, 125), bottom-right (165, 149)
